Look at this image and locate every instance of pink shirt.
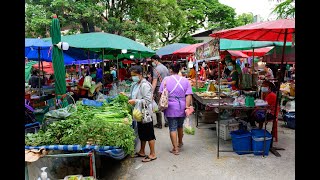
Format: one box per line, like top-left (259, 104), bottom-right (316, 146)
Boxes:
top-left (159, 75), bottom-right (193, 117)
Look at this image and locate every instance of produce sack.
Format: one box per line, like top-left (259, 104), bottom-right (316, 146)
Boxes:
top-left (184, 116), bottom-right (195, 135)
top-left (83, 76), bottom-right (92, 88)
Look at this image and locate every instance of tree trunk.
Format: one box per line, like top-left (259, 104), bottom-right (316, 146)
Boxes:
top-left (88, 22), bottom-right (95, 32)
top-left (80, 19), bottom-right (89, 33)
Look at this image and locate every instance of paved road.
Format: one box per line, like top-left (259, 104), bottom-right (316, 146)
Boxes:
top-left (97, 116), bottom-right (295, 180)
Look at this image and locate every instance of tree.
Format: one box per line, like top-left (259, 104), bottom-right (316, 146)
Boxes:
top-left (235, 13), bottom-right (254, 26)
top-left (25, 3), bottom-right (51, 38)
top-left (271, 0), bottom-right (295, 19)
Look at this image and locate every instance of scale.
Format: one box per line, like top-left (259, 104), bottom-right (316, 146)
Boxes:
top-left (243, 90), bottom-right (256, 107)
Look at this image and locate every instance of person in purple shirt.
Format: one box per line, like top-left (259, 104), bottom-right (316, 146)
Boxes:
top-left (159, 62), bottom-right (193, 155)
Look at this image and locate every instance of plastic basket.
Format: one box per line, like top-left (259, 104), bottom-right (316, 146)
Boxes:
top-left (25, 122), bottom-right (40, 134)
top-left (192, 87), bottom-right (207, 92)
top-left (216, 120), bottom-right (239, 140)
top-left (33, 106), bottom-right (49, 124)
top-left (251, 129), bottom-right (272, 156)
top-left (284, 112), bottom-right (295, 129)
top-left (230, 130), bottom-right (252, 155)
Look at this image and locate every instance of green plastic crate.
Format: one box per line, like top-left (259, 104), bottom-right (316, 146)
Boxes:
top-left (33, 105), bottom-right (49, 124)
top-left (192, 87), bottom-right (207, 92)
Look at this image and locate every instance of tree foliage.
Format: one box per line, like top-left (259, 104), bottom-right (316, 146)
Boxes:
top-left (271, 0), bottom-right (295, 19)
top-left (25, 0), bottom-right (240, 49)
top-left (235, 13), bottom-right (254, 26)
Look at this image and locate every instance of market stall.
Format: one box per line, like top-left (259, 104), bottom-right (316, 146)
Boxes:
top-left (25, 94), bottom-right (137, 179)
top-left (210, 18), bottom-right (295, 157)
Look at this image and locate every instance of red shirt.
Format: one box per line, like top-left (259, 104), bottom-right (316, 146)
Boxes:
top-left (265, 92), bottom-right (279, 116)
top-left (78, 77), bottom-right (87, 96)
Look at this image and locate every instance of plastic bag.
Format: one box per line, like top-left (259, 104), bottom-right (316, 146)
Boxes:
top-left (152, 100), bottom-right (159, 113)
top-left (183, 117), bottom-right (195, 135)
top-left (96, 92), bottom-right (105, 102)
top-left (83, 76), bottom-right (92, 88)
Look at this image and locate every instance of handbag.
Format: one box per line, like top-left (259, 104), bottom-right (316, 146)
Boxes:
top-left (141, 101), bottom-right (153, 124)
top-left (159, 80), bottom-right (168, 111)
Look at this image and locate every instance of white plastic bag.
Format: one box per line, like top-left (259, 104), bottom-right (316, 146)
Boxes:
top-left (83, 76), bottom-right (92, 88)
top-left (183, 116), bottom-right (195, 135)
top-left (152, 100), bottom-right (159, 113)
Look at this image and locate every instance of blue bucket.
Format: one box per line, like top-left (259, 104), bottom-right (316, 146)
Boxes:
top-left (251, 129), bottom-right (272, 156)
top-left (230, 130), bottom-right (252, 155)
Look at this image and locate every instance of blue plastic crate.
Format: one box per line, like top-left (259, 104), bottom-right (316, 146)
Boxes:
top-left (230, 130), bottom-right (252, 155)
top-left (251, 129), bottom-right (272, 156)
top-left (284, 112), bottom-right (295, 129)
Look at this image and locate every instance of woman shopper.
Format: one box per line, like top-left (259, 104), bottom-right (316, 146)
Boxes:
top-left (123, 65), bottom-right (157, 162)
top-left (159, 63), bottom-right (193, 155)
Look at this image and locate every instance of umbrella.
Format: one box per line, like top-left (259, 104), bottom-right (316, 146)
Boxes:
top-left (210, 18), bottom-right (295, 156)
top-left (33, 61), bottom-right (54, 74)
top-left (219, 38), bottom-right (292, 50)
top-left (172, 43), bottom-right (204, 58)
top-left (264, 46), bottom-right (295, 64)
top-left (221, 50), bottom-right (249, 58)
top-left (156, 43), bottom-right (190, 60)
top-left (241, 47), bottom-right (274, 57)
top-left (50, 15), bottom-right (66, 96)
top-left (122, 60), bottom-right (134, 64)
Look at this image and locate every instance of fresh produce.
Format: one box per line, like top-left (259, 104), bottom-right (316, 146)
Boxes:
top-left (25, 95), bottom-right (136, 155)
top-left (133, 109), bottom-right (142, 122)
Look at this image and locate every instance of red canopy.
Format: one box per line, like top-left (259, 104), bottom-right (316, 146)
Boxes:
top-left (33, 62), bottom-right (54, 74)
top-left (122, 60), bottom-right (134, 64)
top-left (242, 47), bottom-right (274, 57)
top-left (172, 43), bottom-right (204, 57)
top-left (210, 19), bottom-right (295, 42)
top-left (220, 50), bottom-right (249, 59)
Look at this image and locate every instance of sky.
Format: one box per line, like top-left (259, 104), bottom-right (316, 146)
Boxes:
top-left (218, 0), bottom-right (279, 20)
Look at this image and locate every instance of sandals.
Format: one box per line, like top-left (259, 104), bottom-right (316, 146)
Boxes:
top-left (178, 142), bottom-right (184, 148)
top-left (133, 152), bottom-right (146, 158)
top-left (142, 155), bottom-right (157, 162)
top-left (170, 149), bottom-right (180, 155)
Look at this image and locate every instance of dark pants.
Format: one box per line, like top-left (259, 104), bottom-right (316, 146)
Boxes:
top-left (154, 86), bottom-right (168, 126)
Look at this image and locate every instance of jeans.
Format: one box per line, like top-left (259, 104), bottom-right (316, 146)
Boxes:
top-left (167, 117), bottom-right (185, 132)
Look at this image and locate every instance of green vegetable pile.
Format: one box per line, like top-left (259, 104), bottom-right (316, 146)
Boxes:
top-left (25, 94), bottom-right (136, 155)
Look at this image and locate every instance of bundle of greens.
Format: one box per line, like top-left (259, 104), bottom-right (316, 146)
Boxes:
top-left (25, 95), bottom-right (136, 155)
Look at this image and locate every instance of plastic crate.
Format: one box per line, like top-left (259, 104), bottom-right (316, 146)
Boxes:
top-left (251, 129), bottom-right (272, 156)
top-left (33, 106), bottom-right (49, 124)
top-left (216, 120), bottom-right (239, 140)
top-left (192, 87), bottom-right (207, 92)
top-left (284, 112), bottom-right (295, 129)
top-left (25, 122), bottom-right (40, 134)
top-left (230, 130), bottom-right (252, 155)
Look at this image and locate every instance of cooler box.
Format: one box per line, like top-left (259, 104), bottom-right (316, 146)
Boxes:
top-left (251, 129), bottom-right (272, 156)
top-left (230, 130), bottom-right (252, 155)
top-left (284, 112), bottom-right (295, 129)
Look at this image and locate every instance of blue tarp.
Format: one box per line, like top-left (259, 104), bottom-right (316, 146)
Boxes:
top-left (25, 145), bottom-right (126, 160)
top-left (64, 59), bottom-right (103, 65)
top-left (156, 43), bottom-right (190, 56)
top-left (25, 38), bottom-right (99, 64)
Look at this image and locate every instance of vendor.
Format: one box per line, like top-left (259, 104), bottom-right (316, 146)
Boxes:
top-left (219, 60), bottom-right (239, 90)
top-left (188, 67), bottom-right (196, 79)
top-left (264, 65), bottom-right (274, 79)
top-left (249, 80), bottom-right (279, 129)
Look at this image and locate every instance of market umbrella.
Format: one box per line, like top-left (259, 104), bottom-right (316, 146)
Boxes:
top-left (156, 43), bottom-right (190, 60)
top-left (210, 18), bottom-right (294, 156)
top-left (172, 43), bottom-right (204, 58)
top-left (33, 61), bottom-right (54, 74)
top-left (221, 50), bottom-right (249, 58)
top-left (122, 60), bottom-right (134, 64)
top-left (263, 46), bottom-right (295, 64)
top-left (241, 47), bottom-right (274, 57)
top-left (50, 15), bottom-right (66, 96)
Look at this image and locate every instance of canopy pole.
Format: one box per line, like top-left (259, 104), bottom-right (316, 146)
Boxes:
top-left (251, 48), bottom-right (255, 88)
top-left (38, 47), bottom-right (42, 96)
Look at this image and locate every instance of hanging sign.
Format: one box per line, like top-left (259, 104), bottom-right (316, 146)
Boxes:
top-left (195, 38), bottom-right (220, 62)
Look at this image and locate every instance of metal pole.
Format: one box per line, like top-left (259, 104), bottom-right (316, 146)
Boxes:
top-left (38, 47), bottom-right (41, 96)
top-left (251, 48), bottom-right (255, 87)
top-left (217, 37), bottom-right (221, 159)
top-left (92, 151), bottom-right (97, 179)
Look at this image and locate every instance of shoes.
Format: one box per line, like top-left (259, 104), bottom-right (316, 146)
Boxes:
top-left (164, 123), bottom-right (168, 127)
top-left (154, 124), bottom-right (162, 129)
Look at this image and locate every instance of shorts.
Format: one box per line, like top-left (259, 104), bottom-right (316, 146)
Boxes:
top-left (167, 117), bottom-right (185, 132)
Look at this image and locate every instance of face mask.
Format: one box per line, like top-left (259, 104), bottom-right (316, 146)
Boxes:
top-left (227, 66), bottom-right (234, 71)
top-left (261, 87), bottom-right (269, 93)
top-left (152, 62), bottom-right (157, 67)
top-left (132, 76), bottom-right (140, 82)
